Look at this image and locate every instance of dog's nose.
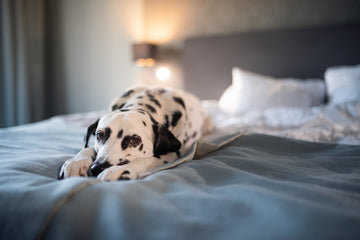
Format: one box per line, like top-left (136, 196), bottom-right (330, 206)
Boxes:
top-left (89, 160), bottom-right (111, 177)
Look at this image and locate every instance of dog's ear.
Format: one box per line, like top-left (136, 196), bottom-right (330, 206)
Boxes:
top-left (153, 124), bottom-right (181, 156)
top-left (84, 119), bottom-right (99, 148)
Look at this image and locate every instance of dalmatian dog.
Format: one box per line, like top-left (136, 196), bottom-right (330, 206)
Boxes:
top-left (59, 86), bottom-right (213, 181)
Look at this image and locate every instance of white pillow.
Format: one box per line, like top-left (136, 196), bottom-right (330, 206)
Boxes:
top-left (281, 78), bottom-right (325, 106)
top-left (218, 68), bottom-right (325, 115)
top-left (325, 65), bottom-right (360, 104)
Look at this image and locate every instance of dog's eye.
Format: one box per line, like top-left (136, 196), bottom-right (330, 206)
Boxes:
top-left (121, 134), bottom-right (142, 150)
top-left (95, 128), bottom-right (112, 144)
top-left (96, 131), bottom-right (105, 142)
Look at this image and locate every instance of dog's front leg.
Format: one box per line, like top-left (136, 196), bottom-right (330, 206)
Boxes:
top-left (97, 156), bottom-right (165, 181)
top-left (59, 148), bottom-right (96, 179)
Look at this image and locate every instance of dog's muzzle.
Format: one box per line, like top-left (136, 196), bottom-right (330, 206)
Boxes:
top-left (88, 160), bottom-right (111, 177)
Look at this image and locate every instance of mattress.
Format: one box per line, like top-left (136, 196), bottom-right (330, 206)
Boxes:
top-left (0, 101), bottom-right (359, 240)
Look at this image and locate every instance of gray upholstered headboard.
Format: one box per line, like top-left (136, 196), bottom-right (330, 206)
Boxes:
top-left (183, 24), bottom-right (360, 100)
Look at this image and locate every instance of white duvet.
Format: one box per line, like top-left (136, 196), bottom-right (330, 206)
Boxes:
top-left (204, 100), bottom-right (360, 145)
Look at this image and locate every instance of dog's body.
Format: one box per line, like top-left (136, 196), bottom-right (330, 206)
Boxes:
top-left (59, 86), bottom-right (213, 181)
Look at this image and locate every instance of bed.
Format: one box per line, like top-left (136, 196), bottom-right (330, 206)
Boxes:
top-left (1, 24), bottom-right (360, 240)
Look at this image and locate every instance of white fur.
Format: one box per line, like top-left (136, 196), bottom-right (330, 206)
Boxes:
top-left (59, 86), bottom-right (213, 181)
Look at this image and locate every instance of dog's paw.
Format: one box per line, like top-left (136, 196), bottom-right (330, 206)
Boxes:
top-left (97, 166), bottom-right (138, 181)
top-left (59, 148), bottom-right (95, 179)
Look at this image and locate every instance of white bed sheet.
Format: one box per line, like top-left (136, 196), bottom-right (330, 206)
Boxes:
top-left (204, 100), bottom-right (360, 145)
top-left (1, 99), bottom-right (359, 240)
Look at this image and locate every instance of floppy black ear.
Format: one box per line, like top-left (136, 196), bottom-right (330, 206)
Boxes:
top-left (153, 124), bottom-right (181, 156)
top-left (84, 119), bottom-right (99, 148)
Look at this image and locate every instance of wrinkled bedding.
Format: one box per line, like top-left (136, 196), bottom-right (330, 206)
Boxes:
top-left (205, 100), bottom-right (360, 145)
top-left (0, 102), bottom-right (360, 240)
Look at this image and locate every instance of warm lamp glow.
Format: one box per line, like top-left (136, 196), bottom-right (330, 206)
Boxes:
top-left (156, 67), bottom-right (170, 81)
top-left (146, 25), bottom-right (176, 44)
top-left (135, 58), bottom-right (155, 67)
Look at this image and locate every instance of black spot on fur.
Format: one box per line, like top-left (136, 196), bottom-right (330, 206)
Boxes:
top-left (111, 104), bottom-right (118, 111)
top-left (152, 124), bottom-right (181, 156)
top-left (122, 90), bottom-right (134, 98)
top-left (117, 129), bottom-right (123, 139)
top-left (137, 96), bottom-right (144, 99)
top-left (192, 132), bottom-right (197, 138)
top-left (111, 103), bottom-right (125, 111)
top-left (119, 176), bottom-right (130, 180)
top-left (142, 121), bottom-right (146, 126)
top-left (145, 104), bottom-right (156, 113)
top-left (121, 136), bottom-right (131, 150)
top-left (173, 97), bottom-right (185, 109)
top-left (119, 171), bottom-right (130, 180)
top-left (137, 109), bottom-right (146, 114)
top-left (117, 159), bottom-right (130, 166)
top-left (164, 115), bottom-right (170, 128)
top-left (171, 111), bottom-right (182, 127)
top-left (120, 109), bottom-right (130, 112)
top-left (183, 137), bottom-right (190, 145)
top-left (149, 97), bottom-right (161, 108)
top-left (146, 91), bottom-right (155, 99)
top-left (149, 114), bottom-right (158, 124)
top-left (157, 89), bottom-right (167, 94)
top-left (104, 128), bottom-right (112, 140)
top-left (163, 161), bottom-right (168, 164)
top-left (139, 144), bottom-right (143, 151)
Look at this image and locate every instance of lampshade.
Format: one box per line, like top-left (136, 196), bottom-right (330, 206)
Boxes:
top-left (132, 43), bottom-right (158, 67)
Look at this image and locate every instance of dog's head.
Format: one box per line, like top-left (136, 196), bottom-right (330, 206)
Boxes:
top-left (85, 110), bottom-right (181, 177)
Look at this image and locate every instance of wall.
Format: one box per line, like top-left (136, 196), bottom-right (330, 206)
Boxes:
top-left (143, 0), bottom-right (360, 87)
top-left (144, 0), bottom-right (360, 45)
top-left (46, 0), bottom-right (143, 115)
top-left (46, 0), bottom-right (360, 115)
